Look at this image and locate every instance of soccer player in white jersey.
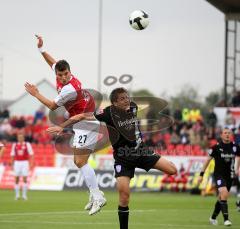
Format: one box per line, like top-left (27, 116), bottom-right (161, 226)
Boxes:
top-left (24, 35), bottom-right (106, 215)
top-left (11, 133), bottom-right (34, 200)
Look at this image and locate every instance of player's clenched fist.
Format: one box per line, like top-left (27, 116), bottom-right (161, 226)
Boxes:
top-left (35, 34), bottom-right (43, 48)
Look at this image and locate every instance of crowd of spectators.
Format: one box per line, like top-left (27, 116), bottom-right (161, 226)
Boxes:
top-left (0, 107), bottom-right (52, 144)
top-left (1, 105), bottom-right (240, 153)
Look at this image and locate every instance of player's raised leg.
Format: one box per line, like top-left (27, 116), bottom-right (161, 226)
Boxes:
top-left (153, 157), bottom-right (177, 175)
top-left (73, 148), bottom-right (106, 215)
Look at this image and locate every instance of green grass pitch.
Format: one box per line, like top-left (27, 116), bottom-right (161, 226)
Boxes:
top-left (0, 190), bottom-right (239, 228)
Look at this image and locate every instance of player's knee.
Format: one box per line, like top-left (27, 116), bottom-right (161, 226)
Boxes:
top-left (168, 163), bottom-right (177, 175)
top-left (74, 158), bottom-right (87, 168)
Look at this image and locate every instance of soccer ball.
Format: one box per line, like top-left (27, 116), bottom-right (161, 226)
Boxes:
top-left (129, 10), bottom-right (149, 30)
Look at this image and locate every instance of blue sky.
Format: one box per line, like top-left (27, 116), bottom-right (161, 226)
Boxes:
top-left (0, 0), bottom-right (224, 100)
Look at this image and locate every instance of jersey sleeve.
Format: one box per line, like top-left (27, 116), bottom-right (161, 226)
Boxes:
top-left (236, 144), bottom-right (240, 156)
top-left (94, 108), bottom-right (109, 123)
top-left (54, 84), bottom-right (77, 106)
top-left (52, 63), bottom-right (56, 72)
top-left (208, 145), bottom-right (216, 158)
top-left (10, 143), bottom-right (16, 156)
top-left (26, 143), bottom-right (34, 156)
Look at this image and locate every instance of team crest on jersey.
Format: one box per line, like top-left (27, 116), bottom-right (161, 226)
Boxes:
top-left (233, 146), bottom-right (237, 153)
top-left (116, 165), bottom-right (122, 173)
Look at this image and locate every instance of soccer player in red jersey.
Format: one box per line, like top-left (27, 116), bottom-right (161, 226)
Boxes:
top-left (24, 35), bottom-right (106, 215)
top-left (11, 133), bottom-right (34, 200)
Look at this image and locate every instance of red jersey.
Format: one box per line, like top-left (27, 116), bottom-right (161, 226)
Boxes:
top-left (55, 75), bottom-right (95, 117)
top-left (10, 142), bottom-right (33, 161)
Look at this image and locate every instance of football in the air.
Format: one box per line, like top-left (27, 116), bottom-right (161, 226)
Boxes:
top-left (129, 10), bottom-right (149, 30)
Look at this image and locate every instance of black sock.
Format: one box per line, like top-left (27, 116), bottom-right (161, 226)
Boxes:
top-left (118, 206), bottom-right (129, 229)
top-left (211, 200), bottom-right (221, 219)
top-left (220, 200), bottom-right (229, 221)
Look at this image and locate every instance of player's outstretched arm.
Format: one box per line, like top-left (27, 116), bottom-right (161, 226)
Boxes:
top-left (35, 35), bottom-right (56, 69)
top-left (24, 82), bottom-right (58, 110)
top-left (46, 113), bottom-right (92, 135)
top-left (198, 156), bottom-right (212, 184)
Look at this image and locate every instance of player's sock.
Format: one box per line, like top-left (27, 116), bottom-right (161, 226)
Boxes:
top-left (118, 206), bottom-right (129, 229)
top-left (80, 164), bottom-right (102, 199)
top-left (22, 183), bottom-right (27, 198)
top-left (15, 184), bottom-right (20, 198)
top-left (220, 200), bottom-right (229, 221)
top-left (211, 200), bottom-right (221, 219)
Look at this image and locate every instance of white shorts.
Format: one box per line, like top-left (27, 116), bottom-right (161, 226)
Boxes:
top-left (72, 120), bottom-right (100, 151)
top-left (14, 160), bottom-right (29, 177)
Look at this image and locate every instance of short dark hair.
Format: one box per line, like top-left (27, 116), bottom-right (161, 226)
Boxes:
top-left (55, 60), bottom-right (71, 73)
top-left (110, 87), bottom-right (128, 104)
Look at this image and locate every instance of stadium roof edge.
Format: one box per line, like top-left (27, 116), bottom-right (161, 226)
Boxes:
top-left (206, 0), bottom-right (240, 15)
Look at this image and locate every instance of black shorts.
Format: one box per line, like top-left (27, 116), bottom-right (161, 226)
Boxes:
top-left (113, 146), bottom-right (160, 179)
top-left (214, 175), bottom-right (233, 191)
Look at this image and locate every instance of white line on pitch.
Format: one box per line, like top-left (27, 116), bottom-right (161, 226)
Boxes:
top-left (0, 220), bottom-right (214, 227)
top-left (0, 209), bottom-right (156, 217)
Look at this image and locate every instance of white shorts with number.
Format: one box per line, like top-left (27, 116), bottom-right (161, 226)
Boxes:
top-left (72, 120), bottom-right (100, 151)
top-left (14, 160), bottom-right (29, 177)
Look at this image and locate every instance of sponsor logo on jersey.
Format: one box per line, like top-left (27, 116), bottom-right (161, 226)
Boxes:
top-left (221, 153), bottom-right (234, 158)
top-left (217, 179), bottom-right (222, 185)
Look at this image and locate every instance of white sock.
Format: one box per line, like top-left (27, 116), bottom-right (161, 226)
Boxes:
top-left (80, 164), bottom-right (102, 199)
top-left (15, 184), bottom-right (20, 198)
top-left (22, 183), bottom-right (27, 198)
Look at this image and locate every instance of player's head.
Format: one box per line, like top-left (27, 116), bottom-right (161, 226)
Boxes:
top-left (17, 133), bottom-right (25, 143)
top-left (110, 87), bottom-right (130, 110)
top-left (220, 127), bottom-right (232, 143)
top-left (55, 60), bottom-right (71, 85)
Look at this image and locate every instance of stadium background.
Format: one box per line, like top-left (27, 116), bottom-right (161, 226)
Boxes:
top-left (1, 0), bottom-right (240, 228)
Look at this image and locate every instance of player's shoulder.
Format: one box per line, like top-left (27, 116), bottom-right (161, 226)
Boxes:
top-left (210, 142), bottom-right (219, 151)
top-left (95, 106), bottom-right (110, 116)
top-left (60, 83), bottom-right (76, 93)
top-left (231, 142), bottom-right (240, 153)
top-left (130, 101), bottom-right (138, 109)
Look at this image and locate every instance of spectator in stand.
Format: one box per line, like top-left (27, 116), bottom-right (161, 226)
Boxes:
top-left (170, 130), bottom-right (180, 145)
top-left (206, 108), bottom-right (218, 128)
top-left (34, 106), bottom-right (46, 124)
top-left (0, 109), bottom-right (10, 120)
top-left (0, 119), bottom-right (13, 141)
top-left (173, 108), bottom-right (182, 123)
top-left (232, 91), bottom-right (240, 107)
top-left (199, 134), bottom-right (209, 150)
top-left (180, 124), bottom-right (189, 144)
top-left (15, 116), bottom-right (26, 129)
top-left (224, 110), bottom-right (235, 130)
